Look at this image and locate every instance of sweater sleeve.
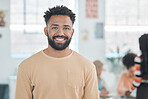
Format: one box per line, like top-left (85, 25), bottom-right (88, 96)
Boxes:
top-left (15, 66), bottom-right (33, 99)
top-left (129, 56), bottom-right (142, 92)
top-left (84, 64), bottom-right (100, 99)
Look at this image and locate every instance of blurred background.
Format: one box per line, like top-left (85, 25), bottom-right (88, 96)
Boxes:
top-left (0, 0), bottom-right (148, 99)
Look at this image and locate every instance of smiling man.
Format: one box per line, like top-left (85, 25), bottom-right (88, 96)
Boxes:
top-left (15, 5), bottom-right (99, 99)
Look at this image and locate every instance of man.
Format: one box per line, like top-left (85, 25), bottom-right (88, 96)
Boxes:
top-left (15, 5), bottom-right (99, 99)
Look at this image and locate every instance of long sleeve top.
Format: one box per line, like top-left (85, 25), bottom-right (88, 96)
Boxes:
top-left (129, 56), bottom-right (142, 92)
top-left (15, 50), bottom-right (99, 99)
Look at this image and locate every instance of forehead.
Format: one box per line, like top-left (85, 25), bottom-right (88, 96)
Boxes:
top-left (48, 15), bottom-right (72, 26)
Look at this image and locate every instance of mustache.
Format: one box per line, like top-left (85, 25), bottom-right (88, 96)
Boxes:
top-left (53, 35), bottom-right (68, 40)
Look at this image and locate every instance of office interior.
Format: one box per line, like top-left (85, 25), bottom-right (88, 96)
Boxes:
top-left (0, 0), bottom-right (148, 99)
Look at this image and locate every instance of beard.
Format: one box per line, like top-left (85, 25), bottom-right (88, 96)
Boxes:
top-left (47, 33), bottom-right (72, 50)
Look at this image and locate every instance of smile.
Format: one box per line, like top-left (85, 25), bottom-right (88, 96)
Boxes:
top-left (55, 38), bottom-right (65, 41)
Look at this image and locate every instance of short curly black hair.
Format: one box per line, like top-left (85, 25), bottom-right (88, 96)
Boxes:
top-left (43, 5), bottom-right (76, 26)
top-left (122, 53), bottom-right (137, 69)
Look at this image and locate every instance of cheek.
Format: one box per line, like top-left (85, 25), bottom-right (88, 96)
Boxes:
top-left (68, 32), bottom-right (73, 37)
top-left (47, 31), bottom-right (55, 37)
top-left (131, 67), bottom-right (136, 72)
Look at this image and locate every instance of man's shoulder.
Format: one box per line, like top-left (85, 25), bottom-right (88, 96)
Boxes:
top-left (73, 51), bottom-right (94, 67)
top-left (73, 51), bottom-right (92, 62)
top-left (19, 51), bottom-right (42, 68)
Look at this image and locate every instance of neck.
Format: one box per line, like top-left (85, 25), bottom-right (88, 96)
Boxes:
top-left (43, 46), bottom-right (72, 58)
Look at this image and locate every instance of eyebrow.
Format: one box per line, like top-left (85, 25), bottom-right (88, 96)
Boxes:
top-left (50, 24), bottom-right (59, 27)
top-left (63, 25), bottom-right (71, 27)
top-left (50, 24), bottom-right (71, 27)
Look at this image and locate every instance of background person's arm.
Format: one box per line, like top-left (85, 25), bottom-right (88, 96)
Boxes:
top-left (126, 63), bottom-right (142, 96)
top-left (117, 73), bottom-right (127, 95)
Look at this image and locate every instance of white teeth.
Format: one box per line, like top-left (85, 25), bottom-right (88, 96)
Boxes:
top-left (55, 38), bottom-right (64, 41)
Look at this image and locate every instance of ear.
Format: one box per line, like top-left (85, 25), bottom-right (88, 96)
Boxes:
top-left (44, 27), bottom-right (48, 36)
top-left (72, 29), bottom-right (74, 35)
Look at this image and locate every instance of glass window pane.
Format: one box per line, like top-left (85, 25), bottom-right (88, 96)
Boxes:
top-left (105, 0), bottom-right (148, 57)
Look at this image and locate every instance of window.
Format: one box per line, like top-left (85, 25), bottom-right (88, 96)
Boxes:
top-left (10, 0), bottom-right (78, 58)
top-left (105, 0), bottom-right (148, 58)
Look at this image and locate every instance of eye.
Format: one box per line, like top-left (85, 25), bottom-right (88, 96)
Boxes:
top-left (64, 27), bottom-right (70, 30)
top-left (52, 27), bottom-right (58, 29)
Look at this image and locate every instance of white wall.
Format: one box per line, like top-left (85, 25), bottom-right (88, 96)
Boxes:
top-left (0, 0), bottom-right (24, 84)
top-left (78, 0), bottom-right (105, 62)
top-left (0, 0), bottom-right (106, 83)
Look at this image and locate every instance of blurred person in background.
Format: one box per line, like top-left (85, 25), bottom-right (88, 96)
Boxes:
top-left (126, 34), bottom-right (148, 99)
top-left (117, 53), bottom-right (137, 98)
top-left (93, 60), bottom-right (109, 99)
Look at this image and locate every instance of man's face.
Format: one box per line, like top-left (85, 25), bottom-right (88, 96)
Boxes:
top-left (45, 15), bottom-right (74, 50)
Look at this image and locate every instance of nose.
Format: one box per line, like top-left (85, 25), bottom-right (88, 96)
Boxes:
top-left (56, 27), bottom-right (64, 36)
